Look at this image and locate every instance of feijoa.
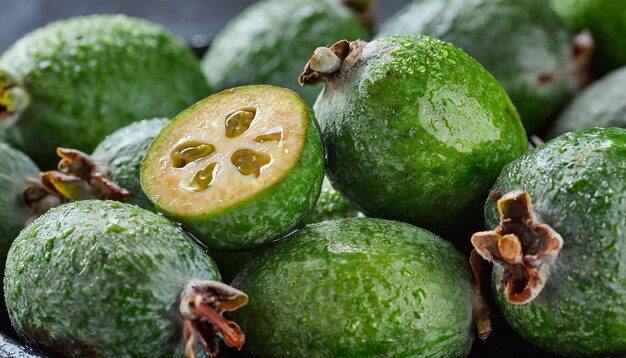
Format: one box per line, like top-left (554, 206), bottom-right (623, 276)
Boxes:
top-left (552, 0), bottom-right (626, 74)
top-left (472, 128), bottom-right (626, 356)
top-left (300, 36), bottom-right (528, 241)
top-left (378, 0), bottom-right (590, 133)
top-left (0, 331), bottom-right (44, 358)
top-left (4, 200), bottom-right (247, 357)
top-left (231, 218), bottom-right (475, 357)
top-left (40, 118), bottom-right (170, 210)
top-left (141, 85), bottom-right (324, 251)
top-left (0, 15), bottom-right (210, 168)
top-left (201, 0), bottom-right (370, 105)
top-left (304, 175), bottom-right (361, 224)
top-left (549, 66), bottom-right (626, 137)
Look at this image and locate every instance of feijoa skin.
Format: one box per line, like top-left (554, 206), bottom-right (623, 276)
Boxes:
top-left (300, 36), bottom-right (528, 241)
top-left (378, 0), bottom-right (586, 133)
top-left (142, 85), bottom-right (325, 251)
top-left (549, 66), bottom-right (626, 137)
top-left (480, 128), bottom-right (626, 356)
top-left (41, 118), bottom-right (170, 210)
top-left (201, 0), bottom-right (369, 105)
top-left (0, 15), bottom-right (211, 168)
top-left (4, 200), bottom-right (247, 357)
top-left (552, 0), bottom-right (626, 74)
top-left (304, 175), bottom-right (361, 224)
top-left (0, 331), bottom-right (44, 358)
top-left (231, 218), bottom-right (475, 357)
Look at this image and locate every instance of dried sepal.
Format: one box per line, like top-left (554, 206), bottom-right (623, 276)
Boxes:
top-left (179, 280), bottom-right (248, 358)
top-left (536, 30), bottom-right (594, 89)
top-left (0, 68), bottom-right (29, 127)
top-left (469, 250), bottom-right (493, 340)
top-left (40, 147), bottom-right (131, 202)
top-left (299, 40), bottom-right (355, 86)
top-left (471, 190), bottom-right (563, 304)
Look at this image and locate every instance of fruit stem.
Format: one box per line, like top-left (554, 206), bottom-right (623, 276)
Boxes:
top-left (299, 39), bottom-right (364, 86)
top-left (40, 148), bottom-right (131, 201)
top-left (0, 68), bottom-right (29, 128)
top-left (471, 191), bottom-right (563, 304)
top-left (179, 280), bottom-right (248, 358)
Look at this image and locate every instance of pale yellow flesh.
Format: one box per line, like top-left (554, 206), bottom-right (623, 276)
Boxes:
top-left (144, 87), bottom-right (307, 217)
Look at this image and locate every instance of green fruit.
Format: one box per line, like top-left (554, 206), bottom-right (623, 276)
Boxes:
top-left (231, 218), bottom-right (475, 357)
top-left (201, 0), bottom-right (369, 105)
top-left (300, 36), bottom-right (527, 241)
top-left (4, 200), bottom-right (248, 357)
top-left (378, 0), bottom-right (584, 133)
top-left (0, 15), bottom-right (211, 168)
top-left (0, 331), bottom-right (44, 357)
top-left (549, 66), bottom-right (626, 137)
top-left (474, 128), bottom-right (626, 356)
top-left (40, 118), bottom-right (170, 210)
top-left (142, 85), bottom-right (325, 251)
top-left (304, 175), bottom-right (361, 224)
top-left (552, 0), bottom-right (626, 74)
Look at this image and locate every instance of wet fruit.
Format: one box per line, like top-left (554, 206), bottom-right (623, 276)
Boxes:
top-left (141, 85), bottom-right (324, 251)
top-left (4, 200), bottom-right (247, 357)
top-left (304, 176), bottom-right (361, 224)
top-left (552, 0), bottom-right (626, 74)
top-left (231, 218), bottom-right (475, 357)
top-left (300, 36), bottom-right (527, 241)
top-left (201, 0), bottom-right (370, 105)
top-left (0, 331), bottom-right (44, 357)
top-left (40, 118), bottom-right (170, 210)
top-left (549, 66), bottom-right (626, 137)
top-left (473, 128), bottom-right (626, 356)
top-left (0, 15), bottom-right (210, 168)
top-left (378, 0), bottom-right (591, 133)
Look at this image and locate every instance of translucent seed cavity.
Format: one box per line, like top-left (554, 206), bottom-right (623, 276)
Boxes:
top-left (231, 149), bottom-right (271, 178)
top-left (171, 142), bottom-right (215, 168)
top-left (189, 162), bottom-right (218, 192)
top-left (254, 127), bottom-right (283, 143)
top-left (225, 108), bottom-right (256, 138)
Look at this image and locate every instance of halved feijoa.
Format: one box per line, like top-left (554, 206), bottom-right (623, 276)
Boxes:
top-left (141, 85), bottom-right (324, 251)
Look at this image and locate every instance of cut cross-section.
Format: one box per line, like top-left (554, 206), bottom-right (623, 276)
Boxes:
top-left (141, 85), bottom-right (325, 250)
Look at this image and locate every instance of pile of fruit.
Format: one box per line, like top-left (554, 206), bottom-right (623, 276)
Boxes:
top-left (0, 0), bottom-right (624, 357)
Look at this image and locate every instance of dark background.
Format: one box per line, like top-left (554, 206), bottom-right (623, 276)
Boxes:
top-left (0, 0), bottom-right (412, 52)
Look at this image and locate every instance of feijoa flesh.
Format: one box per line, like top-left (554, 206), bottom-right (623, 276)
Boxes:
top-left (0, 15), bottom-right (210, 168)
top-left (549, 66), bottom-right (626, 137)
top-left (4, 200), bottom-right (247, 357)
top-left (231, 218), bottom-right (475, 357)
top-left (300, 35), bottom-right (528, 241)
top-left (377, 0), bottom-right (590, 133)
top-left (472, 128), bottom-right (626, 356)
top-left (141, 85), bottom-right (324, 251)
top-left (201, 0), bottom-right (369, 105)
top-left (40, 118), bottom-right (170, 210)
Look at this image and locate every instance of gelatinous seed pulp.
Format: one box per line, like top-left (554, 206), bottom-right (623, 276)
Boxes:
top-left (231, 149), bottom-right (271, 177)
top-left (225, 108), bottom-right (256, 138)
top-left (190, 162), bottom-right (219, 192)
top-left (172, 143), bottom-right (215, 168)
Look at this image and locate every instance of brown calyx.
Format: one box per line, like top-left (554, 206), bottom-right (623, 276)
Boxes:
top-left (40, 147), bottom-right (131, 201)
top-left (469, 250), bottom-right (493, 340)
top-left (298, 39), bottom-right (365, 87)
top-left (21, 179), bottom-right (62, 224)
top-left (536, 30), bottom-right (594, 89)
top-left (0, 68), bottom-right (29, 127)
top-left (179, 280), bottom-right (248, 358)
top-left (471, 190), bottom-right (563, 304)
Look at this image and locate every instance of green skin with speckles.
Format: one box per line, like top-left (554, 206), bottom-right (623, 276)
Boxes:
top-left (549, 66), bottom-right (626, 138)
top-left (378, 0), bottom-right (574, 134)
top-left (142, 86), bottom-right (325, 251)
top-left (314, 35), bottom-right (528, 242)
top-left (485, 128), bottom-right (626, 356)
top-left (552, 0), bottom-right (626, 75)
top-left (0, 15), bottom-right (211, 169)
top-left (231, 218), bottom-right (474, 357)
top-left (92, 118), bottom-right (170, 210)
top-left (304, 176), bottom-right (361, 224)
top-left (4, 200), bottom-right (221, 357)
top-left (201, 0), bottom-right (368, 105)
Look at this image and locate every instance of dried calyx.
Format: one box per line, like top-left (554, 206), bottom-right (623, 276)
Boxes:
top-left (299, 39), bottom-right (365, 87)
top-left (536, 30), bottom-right (594, 88)
top-left (471, 190), bottom-right (563, 304)
top-left (40, 148), bottom-right (131, 201)
top-left (0, 68), bottom-right (29, 127)
top-left (22, 179), bottom-right (62, 223)
top-left (179, 280), bottom-right (248, 358)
